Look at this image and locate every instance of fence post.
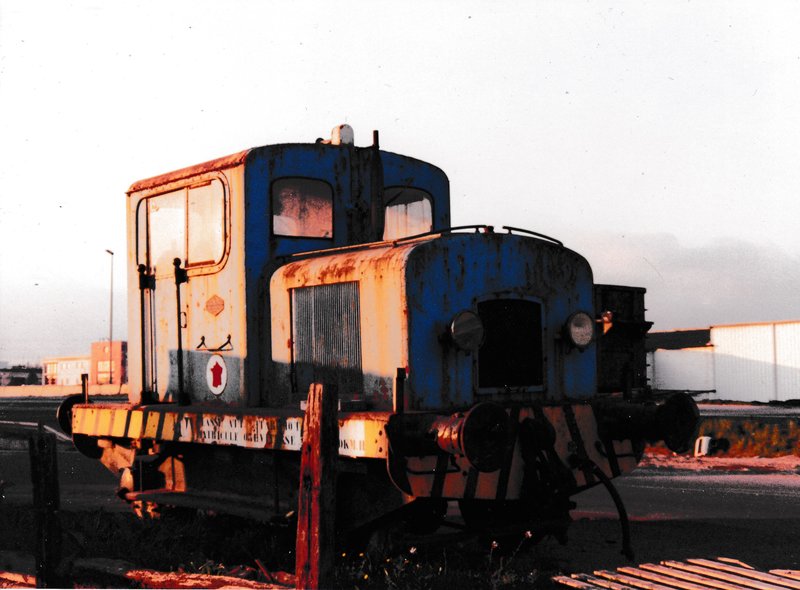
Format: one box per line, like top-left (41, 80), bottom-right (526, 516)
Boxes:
top-left (295, 383), bottom-right (338, 590)
top-left (29, 424), bottom-right (63, 588)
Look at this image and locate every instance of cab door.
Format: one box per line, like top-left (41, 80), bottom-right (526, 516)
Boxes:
top-left (135, 175), bottom-right (232, 404)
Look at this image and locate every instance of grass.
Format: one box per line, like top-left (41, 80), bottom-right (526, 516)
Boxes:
top-left (0, 505), bottom-right (563, 589)
top-left (697, 418), bottom-right (800, 457)
top-left (335, 543), bottom-right (544, 590)
top-left (647, 417), bottom-right (800, 457)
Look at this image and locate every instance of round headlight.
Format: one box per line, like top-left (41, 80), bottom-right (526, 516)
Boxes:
top-left (450, 310), bottom-right (484, 351)
top-left (566, 311), bottom-right (594, 349)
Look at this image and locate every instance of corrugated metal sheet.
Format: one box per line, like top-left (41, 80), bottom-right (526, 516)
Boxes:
top-left (712, 322), bottom-right (800, 402)
top-left (553, 557), bottom-right (800, 590)
top-left (292, 282), bottom-right (362, 371)
top-left (713, 325), bottom-right (776, 402)
top-left (775, 322), bottom-right (800, 402)
top-left (292, 282), bottom-right (363, 399)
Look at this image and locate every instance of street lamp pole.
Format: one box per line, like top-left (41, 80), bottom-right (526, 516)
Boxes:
top-left (106, 249), bottom-right (114, 385)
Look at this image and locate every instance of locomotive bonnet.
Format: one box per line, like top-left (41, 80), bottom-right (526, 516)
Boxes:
top-left (60, 125), bottom-right (698, 540)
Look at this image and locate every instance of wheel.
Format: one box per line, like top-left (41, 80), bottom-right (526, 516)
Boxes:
top-left (56, 394), bottom-right (84, 435)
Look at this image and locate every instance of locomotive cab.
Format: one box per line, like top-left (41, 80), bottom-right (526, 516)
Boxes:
top-left (126, 126), bottom-right (449, 409)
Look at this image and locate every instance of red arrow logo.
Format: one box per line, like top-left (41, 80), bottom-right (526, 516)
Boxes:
top-left (210, 361), bottom-right (224, 388)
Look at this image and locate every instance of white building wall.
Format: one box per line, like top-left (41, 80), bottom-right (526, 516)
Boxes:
top-left (775, 322), bottom-right (800, 401)
top-left (650, 321), bottom-right (800, 403)
top-left (712, 324), bottom-right (775, 402)
top-left (649, 348), bottom-right (714, 394)
top-left (55, 358), bottom-right (90, 386)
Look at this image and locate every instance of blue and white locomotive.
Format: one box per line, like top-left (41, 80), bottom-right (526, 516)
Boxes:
top-left (62, 125), bottom-right (697, 540)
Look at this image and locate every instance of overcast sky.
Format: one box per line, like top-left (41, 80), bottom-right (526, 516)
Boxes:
top-left (1, 1), bottom-right (798, 364)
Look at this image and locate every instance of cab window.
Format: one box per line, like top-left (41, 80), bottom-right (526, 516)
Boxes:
top-left (137, 178), bottom-right (226, 275)
top-left (272, 178), bottom-right (333, 238)
top-left (382, 187), bottom-right (433, 240)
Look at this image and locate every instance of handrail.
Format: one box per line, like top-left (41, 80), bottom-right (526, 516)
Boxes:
top-left (173, 258), bottom-right (189, 405)
top-left (279, 223), bottom-right (565, 263)
top-left (138, 264), bottom-right (156, 402)
top-left (281, 225), bottom-right (492, 262)
top-left (501, 226), bottom-right (564, 247)
top-left (391, 224), bottom-right (491, 246)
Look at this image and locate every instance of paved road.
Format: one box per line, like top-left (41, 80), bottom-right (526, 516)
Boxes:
top-left (0, 398), bottom-right (63, 431)
top-left (0, 444), bottom-right (121, 511)
top-left (0, 396), bottom-right (126, 431)
top-left (0, 396), bottom-right (123, 510)
top-left (574, 466), bottom-right (800, 520)
top-left (698, 403), bottom-right (800, 419)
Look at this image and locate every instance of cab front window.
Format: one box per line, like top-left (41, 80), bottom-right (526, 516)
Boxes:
top-left (382, 187), bottom-right (433, 240)
top-left (272, 178), bottom-right (333, 238)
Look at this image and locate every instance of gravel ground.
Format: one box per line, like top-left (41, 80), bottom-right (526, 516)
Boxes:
top-left (640, 452), bottom-right (800, 473)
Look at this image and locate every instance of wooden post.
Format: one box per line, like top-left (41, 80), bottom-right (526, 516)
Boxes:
top-left (295, 383), bottom-right (338, 590)
top-left (29, 424), bottom-right (63, 588)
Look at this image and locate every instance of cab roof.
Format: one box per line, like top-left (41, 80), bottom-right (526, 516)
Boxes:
top-left (127, 149), bottom-right (250, 194)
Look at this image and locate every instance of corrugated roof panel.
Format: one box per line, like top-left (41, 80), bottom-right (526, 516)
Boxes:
top-left (554, 559), bottom-right (800, 590)
top-left (686, 559), bottom-right (800, 590)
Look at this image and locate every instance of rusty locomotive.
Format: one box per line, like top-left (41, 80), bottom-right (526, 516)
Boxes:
top-left (59, 125), bottom-right (697, 542)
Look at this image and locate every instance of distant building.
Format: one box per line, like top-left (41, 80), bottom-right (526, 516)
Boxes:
top-left (90, 340), bottom-right (127, 385)
top-left (647, 320), bottom-right (800, 402)
top-left (41, 340), bottom-right (128, 386)
top-left (0, 365), bottom-right (42, 386)
top-left (42, 356), bottom-right (91, 386)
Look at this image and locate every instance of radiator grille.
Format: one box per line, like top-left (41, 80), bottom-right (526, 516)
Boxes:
top-left (478, 299), bottom-right (543, 389)
top-left (292, 282), bottom-right (362, 397)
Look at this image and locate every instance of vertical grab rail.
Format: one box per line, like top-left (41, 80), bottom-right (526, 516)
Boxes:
top-left (173, 258), bottom-right (189, 405)
top-left (138, 264), bottom-right (155, 403)
top-left (370, 129), bottom-right (385, 242)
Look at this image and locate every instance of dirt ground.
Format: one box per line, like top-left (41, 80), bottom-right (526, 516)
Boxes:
top-left (640, 451), bottom-right (800, 473)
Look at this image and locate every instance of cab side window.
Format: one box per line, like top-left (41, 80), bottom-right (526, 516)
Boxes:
top-left (272, 178), bottom-right (333, 238)
top-left (137, 178), bottom-right (227, 275)
top-left (382, 187), bottom-right (433, 240)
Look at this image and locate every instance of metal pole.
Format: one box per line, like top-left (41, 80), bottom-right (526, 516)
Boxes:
top-left (106, 249), bottom-right (114, 385)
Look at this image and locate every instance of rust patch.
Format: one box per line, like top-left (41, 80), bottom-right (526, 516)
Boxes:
top-left (204, 295), bottom-right (225, 317)
top-left (317, 254), bottom-right (360, 283)
top-left (128, 150), bottom-right (249, 193)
